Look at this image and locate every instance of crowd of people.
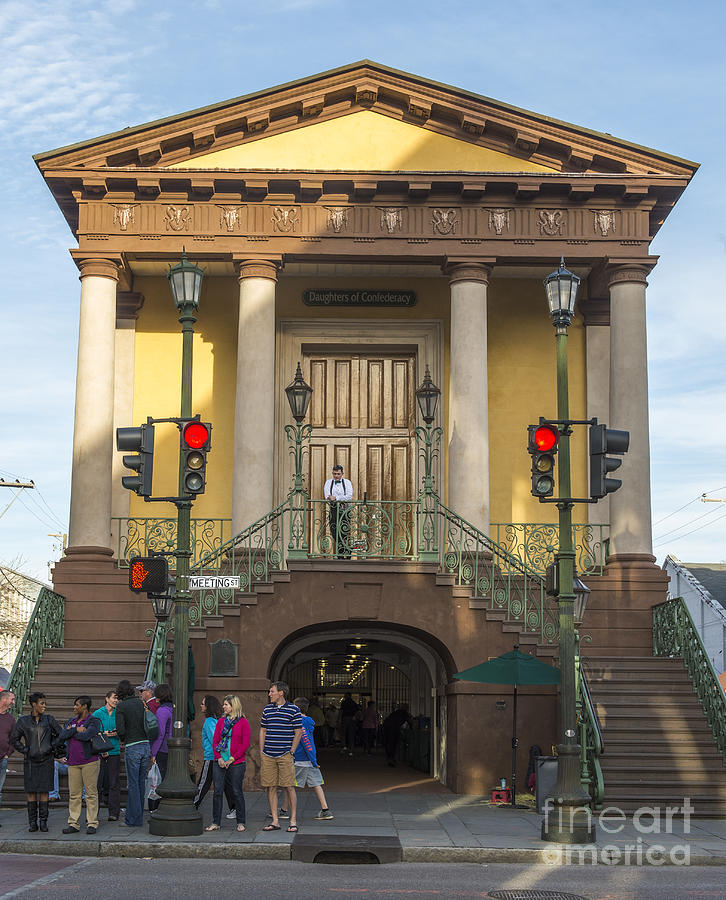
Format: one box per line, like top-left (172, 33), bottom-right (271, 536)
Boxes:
top-left (0, 681), bottom-right (412, 835)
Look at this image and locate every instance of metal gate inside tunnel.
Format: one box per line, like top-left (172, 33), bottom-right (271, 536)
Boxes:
top-left (270, 628), bottom-right (449, 783)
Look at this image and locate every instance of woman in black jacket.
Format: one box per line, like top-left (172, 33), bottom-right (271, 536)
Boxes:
top-left (10, 691), bottom-right (62, 832)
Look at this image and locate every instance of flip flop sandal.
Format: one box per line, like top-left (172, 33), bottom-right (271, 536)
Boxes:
top-left (236, 824), bottom-right (246, 832)
top-left (287, 825), bottom-right (299, 832)
top-left (204, 824), bottom-right (221, 831)
top-left (263, 823), bottom-right (281, 831)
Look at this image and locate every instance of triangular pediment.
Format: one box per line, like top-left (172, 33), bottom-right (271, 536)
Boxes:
top-left (168, 110), bottom-right (557, 174)
top-left (35, 61), bottom-right (697, 178)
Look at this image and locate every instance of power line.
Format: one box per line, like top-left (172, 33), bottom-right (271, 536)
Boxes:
top-left (653, 485), bottom-right (726, 527)
top-left (653, 510), bottom-right (726, 548)
top-left (653, 506), bottom-right (723, 542)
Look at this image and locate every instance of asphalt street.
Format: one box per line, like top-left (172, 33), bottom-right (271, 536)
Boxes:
top-left (2, 856), bottom-right (726, 900)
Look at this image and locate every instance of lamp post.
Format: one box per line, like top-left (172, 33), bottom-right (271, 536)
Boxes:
top-left (148, 253), bottom-right (204, 836)
top-left (414, 366), bottom-right (443, 561)
top-left (284, 362), bottom-right (313, 557)
top-left (540, 257), bottom-right (595, 844)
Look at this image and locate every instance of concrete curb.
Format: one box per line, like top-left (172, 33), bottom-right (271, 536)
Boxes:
top-left (2, 839), bottom-right (725, 866)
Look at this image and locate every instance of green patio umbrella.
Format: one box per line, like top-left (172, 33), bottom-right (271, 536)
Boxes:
top-left (454, 644), bottom-right (560, 807)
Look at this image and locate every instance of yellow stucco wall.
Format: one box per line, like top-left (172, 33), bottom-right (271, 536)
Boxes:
top-left (169, 110), bottom-right (555, 173)
top-left (128, 274), bottom-right (587, 526)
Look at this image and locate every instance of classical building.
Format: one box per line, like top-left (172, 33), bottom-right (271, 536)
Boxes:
top-left (36, 61), bottom-right (699, 794)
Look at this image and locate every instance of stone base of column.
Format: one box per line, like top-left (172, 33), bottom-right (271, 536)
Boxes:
top-left (604, 552), bottom-right (661, 574)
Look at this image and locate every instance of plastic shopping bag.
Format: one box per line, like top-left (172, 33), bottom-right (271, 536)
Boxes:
top-left (145, 762), bottom-right (162, 810)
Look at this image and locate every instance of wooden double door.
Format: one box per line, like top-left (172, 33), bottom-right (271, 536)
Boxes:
top-left (304, 351), bottom-right (416, 502)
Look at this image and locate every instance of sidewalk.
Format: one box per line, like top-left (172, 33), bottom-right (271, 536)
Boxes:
top-left (2, 790), bottom-right (725, 865)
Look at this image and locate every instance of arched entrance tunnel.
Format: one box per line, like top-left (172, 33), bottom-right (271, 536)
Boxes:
top-left (270, 625), bottom-right (452, 791)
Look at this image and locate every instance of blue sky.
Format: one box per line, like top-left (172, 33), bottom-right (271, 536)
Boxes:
top-left (1, 0), bottom-right (724, 581)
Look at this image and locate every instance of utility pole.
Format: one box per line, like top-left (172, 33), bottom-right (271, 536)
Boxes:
top-left (0, 479), bottom-right (35, 521)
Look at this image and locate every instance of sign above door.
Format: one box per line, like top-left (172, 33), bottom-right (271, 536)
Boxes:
top-left (303, 289), bottom-right (417, 307)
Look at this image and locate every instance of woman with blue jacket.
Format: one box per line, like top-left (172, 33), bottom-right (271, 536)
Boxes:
top-left (194, 695), bottom-right (229, 810)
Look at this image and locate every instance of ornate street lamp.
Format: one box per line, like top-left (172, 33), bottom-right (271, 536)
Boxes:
top-left (285, 361), bottom-right (313, 424)
top-left (540, 258), bottom-right (594, 844)
top-left (414, 366), bottom-right (443, 561)
top-left (543, 256), bottom-right (581, 331)
top-left (150, 592), bottom-right (174, 621)
top-left (415, 365), bottom-right (440, 425)
top-left (573, 574), bottom-right (591, 628)
top-left (148, 254), bottom-right (205, 837)
top-left (284, 363), bottom-right (313, 557)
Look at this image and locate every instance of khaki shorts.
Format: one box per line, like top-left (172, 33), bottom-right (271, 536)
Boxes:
top-left (260, 751), bottom-right (295, 788)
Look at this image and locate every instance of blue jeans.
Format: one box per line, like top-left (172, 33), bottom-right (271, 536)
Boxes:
top-left (124, 742), bottom-right (150, 826)
top-left (0, 757), bottom-right (7, 807)
top-left (212, 761), bottom-right (246, 826)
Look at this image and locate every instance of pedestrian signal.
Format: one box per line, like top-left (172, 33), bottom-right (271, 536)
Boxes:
top-left (128, 556), bottom-right (169, 594)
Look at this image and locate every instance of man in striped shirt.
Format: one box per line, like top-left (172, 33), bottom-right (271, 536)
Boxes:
top-left (259, 682), bottom-right (303, 832)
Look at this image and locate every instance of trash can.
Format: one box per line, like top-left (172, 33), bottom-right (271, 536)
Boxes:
top-left (536, 756), bottom-right (559, 814)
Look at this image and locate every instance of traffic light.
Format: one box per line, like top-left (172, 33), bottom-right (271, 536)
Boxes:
top-left (117, 423), bottom-right (155, 496)
top-left (128, 556), bottom-right (169, 594)
top-left (180, 419), bottom-right (212, 495)
top-left (589, 424), bottom-right (630, 499)
top-left (528, 423), bottom-right (559, 498)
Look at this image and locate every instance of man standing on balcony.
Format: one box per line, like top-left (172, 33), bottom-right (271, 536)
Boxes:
top-left (324, 465), bottom-right (353, 559)
top-left (0, 689), bottom-right (16, 826)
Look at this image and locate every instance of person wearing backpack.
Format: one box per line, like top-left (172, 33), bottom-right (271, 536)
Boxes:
top-left (115, 679), bottom-right (152, 827)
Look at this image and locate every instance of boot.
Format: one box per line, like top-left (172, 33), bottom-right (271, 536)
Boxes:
top-left (38, 801), bottom-right (49, 832)
top-left (27, 800), bottom-right (39, 832)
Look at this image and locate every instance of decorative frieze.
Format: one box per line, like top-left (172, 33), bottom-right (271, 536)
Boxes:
top-left (112, 204), bottom-right (137, 231)
top-left (593, 209), bottom-right (617, 236)
top-left (487, 208), bottom-right (511, 235)
top-left (165, 206), bottom-right (191, 231)
top-left (325, 207), bottom-right (349, 233)
top-left (379, 207), bottom-right (403, 233)
top-left (217, 205), bottom-right (244, 232)
top-left (431, 208), bottom-right (458, 235)
top-left (537, 210), bottom-right (566, 236)
top-left (271, 206), bottom-right (298, 232)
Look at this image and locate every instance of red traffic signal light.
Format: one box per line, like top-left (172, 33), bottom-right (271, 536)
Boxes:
top-left (183, 421), bottom-right (210, 449)
top-left (180, 419), bottom-right (212, 495)
top-left (128, 556), bottom-right (169, 594)
top-left (532, 424), bottom-right (559, 452)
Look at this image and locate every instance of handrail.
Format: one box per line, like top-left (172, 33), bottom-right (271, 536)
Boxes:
top-left (7, 587), bottom-right (65, 716)
top-left (491, 522), bottom-right (609, 576)
top-left (113, 516), bottom-right (231, 567)
top-left (578, 665), bottom-right (605, 808)
top-left (653, 597), bottom-right (726, 763)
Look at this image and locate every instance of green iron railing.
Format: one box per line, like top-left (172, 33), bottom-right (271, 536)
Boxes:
top-left (491, 523), bottom-right (609, 576)
top-left (437, 504), bottom-right (558, 644)
top-left (653, 597), bottom-right (726, 763)
top-left (187, 497), bottom-right (559, 645)
top-left (114, 515), bottom-right (607, 577)
top-left (113, 516), bottom-right (231, 567)
top-left (7, 587), bottom-right (65, 716)
top-left (578, 665), bottom-right (605, 808)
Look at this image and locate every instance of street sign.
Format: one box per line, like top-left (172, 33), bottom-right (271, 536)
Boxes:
top-left (188, 575), bottom-right (240, 590)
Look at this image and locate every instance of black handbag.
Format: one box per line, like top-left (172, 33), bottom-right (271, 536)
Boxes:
top-left (91, 732), bottom-right (115, 754)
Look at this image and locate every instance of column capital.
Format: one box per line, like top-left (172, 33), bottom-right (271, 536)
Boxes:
top-left (235, 258), bottom-right (281, 282)
top-left (71, 253), bottom-right (122, 282)
top-left (606, 261), bottom-right (655, 289)
top-left (445, 259), bottom-right (494, 286)
top-left (116, 291), bottom-right (145, 321)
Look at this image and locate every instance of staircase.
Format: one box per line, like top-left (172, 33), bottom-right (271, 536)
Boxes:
top-left (3, 647), bottom-right (147, 807)
top-left (585, 656), bottom-right (726, 817)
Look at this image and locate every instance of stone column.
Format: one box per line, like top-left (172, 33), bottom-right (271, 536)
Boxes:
top-left (232, 260), bottom-right (278, 534)
top-left (607, 265), bottom-right (654, 559)
top-left (68, 257), bottom-right (119, 552)
top-left (447, 263), bottom-right (491, 534)
top-left (580, 297), bottom-right (611, 528)
top-left (111, 292), bottom-right (145, 544)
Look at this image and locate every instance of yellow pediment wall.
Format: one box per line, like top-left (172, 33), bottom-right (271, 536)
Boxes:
top-left (169, 110), bottom-right (556, 173)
